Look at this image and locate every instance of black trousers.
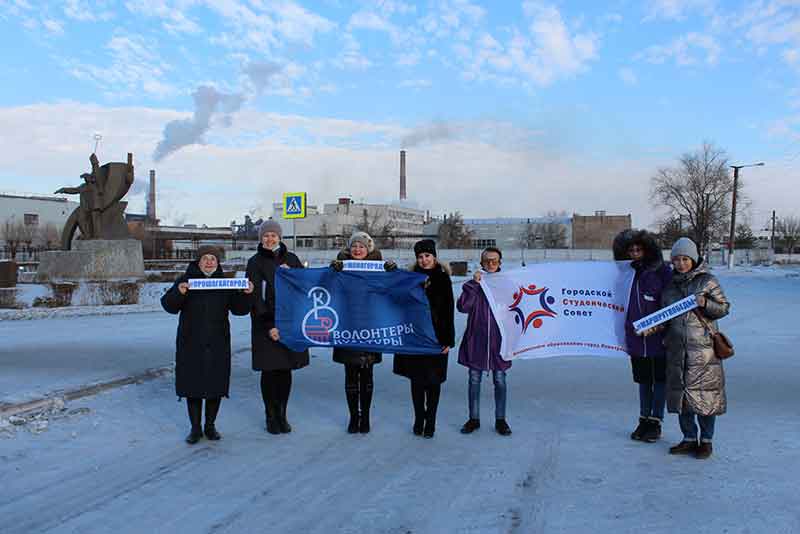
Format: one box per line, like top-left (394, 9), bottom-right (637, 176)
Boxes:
top-left (260, 370), bottom-right (292, 411)
top-left (344, 363), bottom-right (374, 414)
top-left (410, 381), bottom-right (440, 422)
top-left (186, 397), bottom-right (221, 428)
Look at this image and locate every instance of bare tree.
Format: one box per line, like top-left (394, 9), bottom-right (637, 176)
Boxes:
top-left (517, 221), bottom-right (537, 249)
top-left (438, 211), bottom-right (474, 249)
top-left (650, 142), bottom-right (735, 255)
top-left (1, 219), bottom-right (37, 259)
top-left (38, 223), bottom-right (61, 249)
top-left (538, 222), bottom-right (568, 248)
top-left (776, 215), bottom-right (800, 260)
top-left (354, 209), bottom-right (395, 248)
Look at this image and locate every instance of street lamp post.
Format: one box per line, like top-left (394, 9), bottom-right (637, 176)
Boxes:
top-left (728, 162), bottom-right (764, 269)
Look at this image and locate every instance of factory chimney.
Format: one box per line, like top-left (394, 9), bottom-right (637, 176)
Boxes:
top-left (147, 169), bottom-right (157, 223)
top-left (400, 150), bottom-right (407, 201)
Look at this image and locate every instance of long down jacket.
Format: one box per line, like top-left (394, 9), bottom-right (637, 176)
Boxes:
top-left (662, 261), bottom-right (731, 416)
top-left (332, 248), bottom-right (385, 367)
top-left (161, 262), bottom-right (251, 398)
top-left (393, 262), bottom-right (456, 385)
top-left (246, 243), bottom-right (310, 372)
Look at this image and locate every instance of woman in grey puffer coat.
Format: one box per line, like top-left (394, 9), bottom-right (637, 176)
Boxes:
top-left (661, 237), bottom-right (730, 459)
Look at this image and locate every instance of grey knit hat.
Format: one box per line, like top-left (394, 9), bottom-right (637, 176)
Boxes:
top-left (348, 231), bottom-right (374, 252)
top-left (259, 220), bottom-right (283, 241)
top-left (671, 237), bottom-right (699, 263)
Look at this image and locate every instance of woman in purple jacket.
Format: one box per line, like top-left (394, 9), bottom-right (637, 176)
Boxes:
top-left (613, 230), bottom-right (673, 443)
top-left (456, 247), bottom-right (512, 436)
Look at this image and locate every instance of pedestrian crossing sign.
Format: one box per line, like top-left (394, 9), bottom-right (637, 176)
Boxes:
top-left (282, 192), bottom-right (307, 219)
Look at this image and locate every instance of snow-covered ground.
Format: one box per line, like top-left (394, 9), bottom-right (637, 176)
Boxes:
top-left (1, 267), bottom-right (798, 533)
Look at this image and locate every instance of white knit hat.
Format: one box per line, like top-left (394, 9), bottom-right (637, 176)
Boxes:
top-left (671, 237), bottom-right (699, 263)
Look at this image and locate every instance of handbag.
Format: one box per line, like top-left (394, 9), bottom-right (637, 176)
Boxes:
top-left (693, 309), bottom-right (734, 359)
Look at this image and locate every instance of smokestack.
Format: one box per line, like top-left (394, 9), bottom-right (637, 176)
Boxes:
top-left (147, 169), bottom-right (156, 223)
top-left (400, 150), bottom-right (407, 201)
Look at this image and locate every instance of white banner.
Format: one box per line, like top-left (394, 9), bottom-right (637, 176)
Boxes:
top-left (342, 260), bottom-right (385, 272)
top-left (480, 262), bottom-right (635, 360)
top-left (189, 278), bottom-right (249, 290)
top-left (633, 295), bottom-right (697, 333)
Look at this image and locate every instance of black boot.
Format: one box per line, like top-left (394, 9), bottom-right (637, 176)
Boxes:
top-left (278, 402), bottom-right (292, 434)
top-left (359, 367), bottom-right (373, 434)
top-left (411, 382), bottom-right (425, 436)
top-left (630, 417), bottom-right (649, 441)
top-left (265, 401), bottom-right (281, 435)
top-left (495, 418), bottom-right (512, 436)
top-left (460, 418), bottom-right (480, 434)
top-left (346, 387), bottom-right (360, 434)
top-left (186, 398), bottom-right (203, 444)
top-left (203, 398), bottom-right (221, 440)
top-left (423, 385), bottom-right (440, 438)
top-left (669, 440), bottom-right (698, 455)
top-left (641, 418), bottom-right (662, 443)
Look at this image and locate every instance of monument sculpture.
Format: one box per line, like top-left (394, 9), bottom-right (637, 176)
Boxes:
top-left (55, 153), bottom-right (134, 249)
top-left (35, 152), bottom-right (145, 294)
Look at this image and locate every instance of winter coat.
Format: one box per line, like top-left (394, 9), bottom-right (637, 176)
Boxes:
top-left (615, 230), bottom-right (673, 384)
top-left (393, 262), bottom-right (455, 385)
top-left (662, 261), bottom-right (731, 416)
top-left (457, 273), bottom-right (511, 372)
top-left (161, 262), bottom-right (251, 398)
top-left (332, 248), bottom-right (384, 367)
top-left (246, 243), bottom-right (310, 372)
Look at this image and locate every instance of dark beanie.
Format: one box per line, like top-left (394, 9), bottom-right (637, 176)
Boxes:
top-left (414, 239), bottom-right (437, 257)
top-left (197, 245), bottom-right (224, 263)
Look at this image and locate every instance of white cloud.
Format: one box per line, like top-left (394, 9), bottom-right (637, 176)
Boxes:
top-left (398, 79), bottom-right (432, 90)
top-left (63, 0), bottom-right (115, 22)
top-left (64, 33), bottom-right (177, 98)
top-left (333, 33), bottom-right (372, 70)
top-left (41, 18), bottom-right (64, 35)
top-left (637, 32), bottom-right (721, 66)
top-left (643, 0), bottom-right (716, 21)
top-left (619, 67), bottom-right (638, 85)
top-left (124, 0), bottom-right (201, 34)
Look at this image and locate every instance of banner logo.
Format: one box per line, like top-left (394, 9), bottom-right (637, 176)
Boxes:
top-left (302, 286), bottom-right (339, 344)
top-left (508, 284), bottom-right (557, 334)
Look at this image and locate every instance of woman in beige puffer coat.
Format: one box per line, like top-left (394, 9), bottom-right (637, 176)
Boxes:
top-left (661, 237), bottom-right (730, 460)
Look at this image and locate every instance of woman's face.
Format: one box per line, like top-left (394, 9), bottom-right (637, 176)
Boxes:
top-left (627, 244), bottom-right (644, 261)
top-left (350, 241), bottom-right (368, 259)
top-left (481, 252), bottom-right (501, 273)
top-left (199, 254), bottom-right (218, 275)
top-left (261, 232), bottom-right (280, 249)
top-left (417, 252), bottom-right (436, 270)
top-left (672, 255), bottom-right (693, 273)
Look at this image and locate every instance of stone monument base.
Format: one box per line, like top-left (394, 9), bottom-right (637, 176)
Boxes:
top-left (35, 240), bottom-right (145, 283)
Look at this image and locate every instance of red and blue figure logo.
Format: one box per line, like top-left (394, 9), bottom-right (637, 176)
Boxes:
top-left (508, 284), bottom-right (557, 334)
top-left (302, 287), bottom-right (339, 344)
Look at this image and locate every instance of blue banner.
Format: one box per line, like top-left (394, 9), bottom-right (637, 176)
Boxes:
top-left (275, 267), bottom-right (442, 354)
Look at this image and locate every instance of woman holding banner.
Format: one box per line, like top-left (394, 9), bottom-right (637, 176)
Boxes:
top-left (246, 220), bottom-right (309, 435)
top-left (660, 237), bottom-right (730, 459)
top-left (161, 246), bottom-right (253, 444)
top-left (393, 239), bottom-right (455, 438)
top-left (456, 247), bottom-right (512, 436)
top-left (330, 231), bottom-right (396, 434)
top-left (613, 230), bottom-right (672, 443)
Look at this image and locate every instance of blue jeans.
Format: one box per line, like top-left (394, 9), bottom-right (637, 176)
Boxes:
top-left (679, 412), bottom-right (716, 442)
top-left (468, 369), bottom-right (507, 420)
top-left (639, 382), bottom-right (666, 420)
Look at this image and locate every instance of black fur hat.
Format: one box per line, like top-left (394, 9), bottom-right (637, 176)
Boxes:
top-left (414, 239), bottom-right (437, 257)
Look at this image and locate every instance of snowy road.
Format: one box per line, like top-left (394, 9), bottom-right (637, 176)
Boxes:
top-left (1, 269), bottom-right (799, 533)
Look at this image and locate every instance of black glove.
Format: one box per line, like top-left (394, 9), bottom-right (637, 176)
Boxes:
top-left (384, 260), bottom-right (397, 272)
top-left (330, 260), bottom-right (344, 272)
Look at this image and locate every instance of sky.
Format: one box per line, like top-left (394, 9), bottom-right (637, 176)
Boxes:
top-left (0, 0), bottom-right (798, 230)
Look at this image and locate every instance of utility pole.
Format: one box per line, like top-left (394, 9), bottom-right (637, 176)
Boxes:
top-left (728, 162), bottom-right (765, 269)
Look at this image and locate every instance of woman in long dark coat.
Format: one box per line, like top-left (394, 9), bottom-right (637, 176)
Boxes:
top-left (393, 239), bottom-right (455, 438)
top-left (330, 231), bottom-right (395, 434)
top-left (246, 220), bottom-right (309, 435)
top-left (161, 245), bottom-right (253, 444)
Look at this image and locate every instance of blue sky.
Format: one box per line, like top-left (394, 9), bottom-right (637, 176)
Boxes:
top-left (0, 0), bottom-right (798, 229)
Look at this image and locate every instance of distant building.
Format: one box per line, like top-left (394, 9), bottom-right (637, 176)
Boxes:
top-left (461, 217), bottom-right (572, 249)
top-left (571, 211), bottom-right (632, 249)
top-left (270, 197), bottom-right (425, 249)
top-left (0, 193), bottom-right (78, 246)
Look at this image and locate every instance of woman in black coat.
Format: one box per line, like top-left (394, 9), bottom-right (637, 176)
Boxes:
top-left (330, 231), bottom-right (396, 434)
top-left (393, 239), bottom-right (455, 438)
top-left (246, 220), bottom-right (310, 435)
top-left (161, 245), bottom-right (253, 444)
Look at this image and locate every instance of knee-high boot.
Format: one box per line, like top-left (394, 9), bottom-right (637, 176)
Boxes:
top-left (261, 371), bottom-right (281, 435)
top-left (359, 365), bottom-right (374, 434)
top-left (204, 398), bottom-right (222, 440)
top-left (423, 385), bottom-right (441, 438)
top-left (411, 382), bottom-right (426, 435)
top-left (186, 398), bottom-right (203, 444)
top-left (345, 365), bottom-right (360, 433)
